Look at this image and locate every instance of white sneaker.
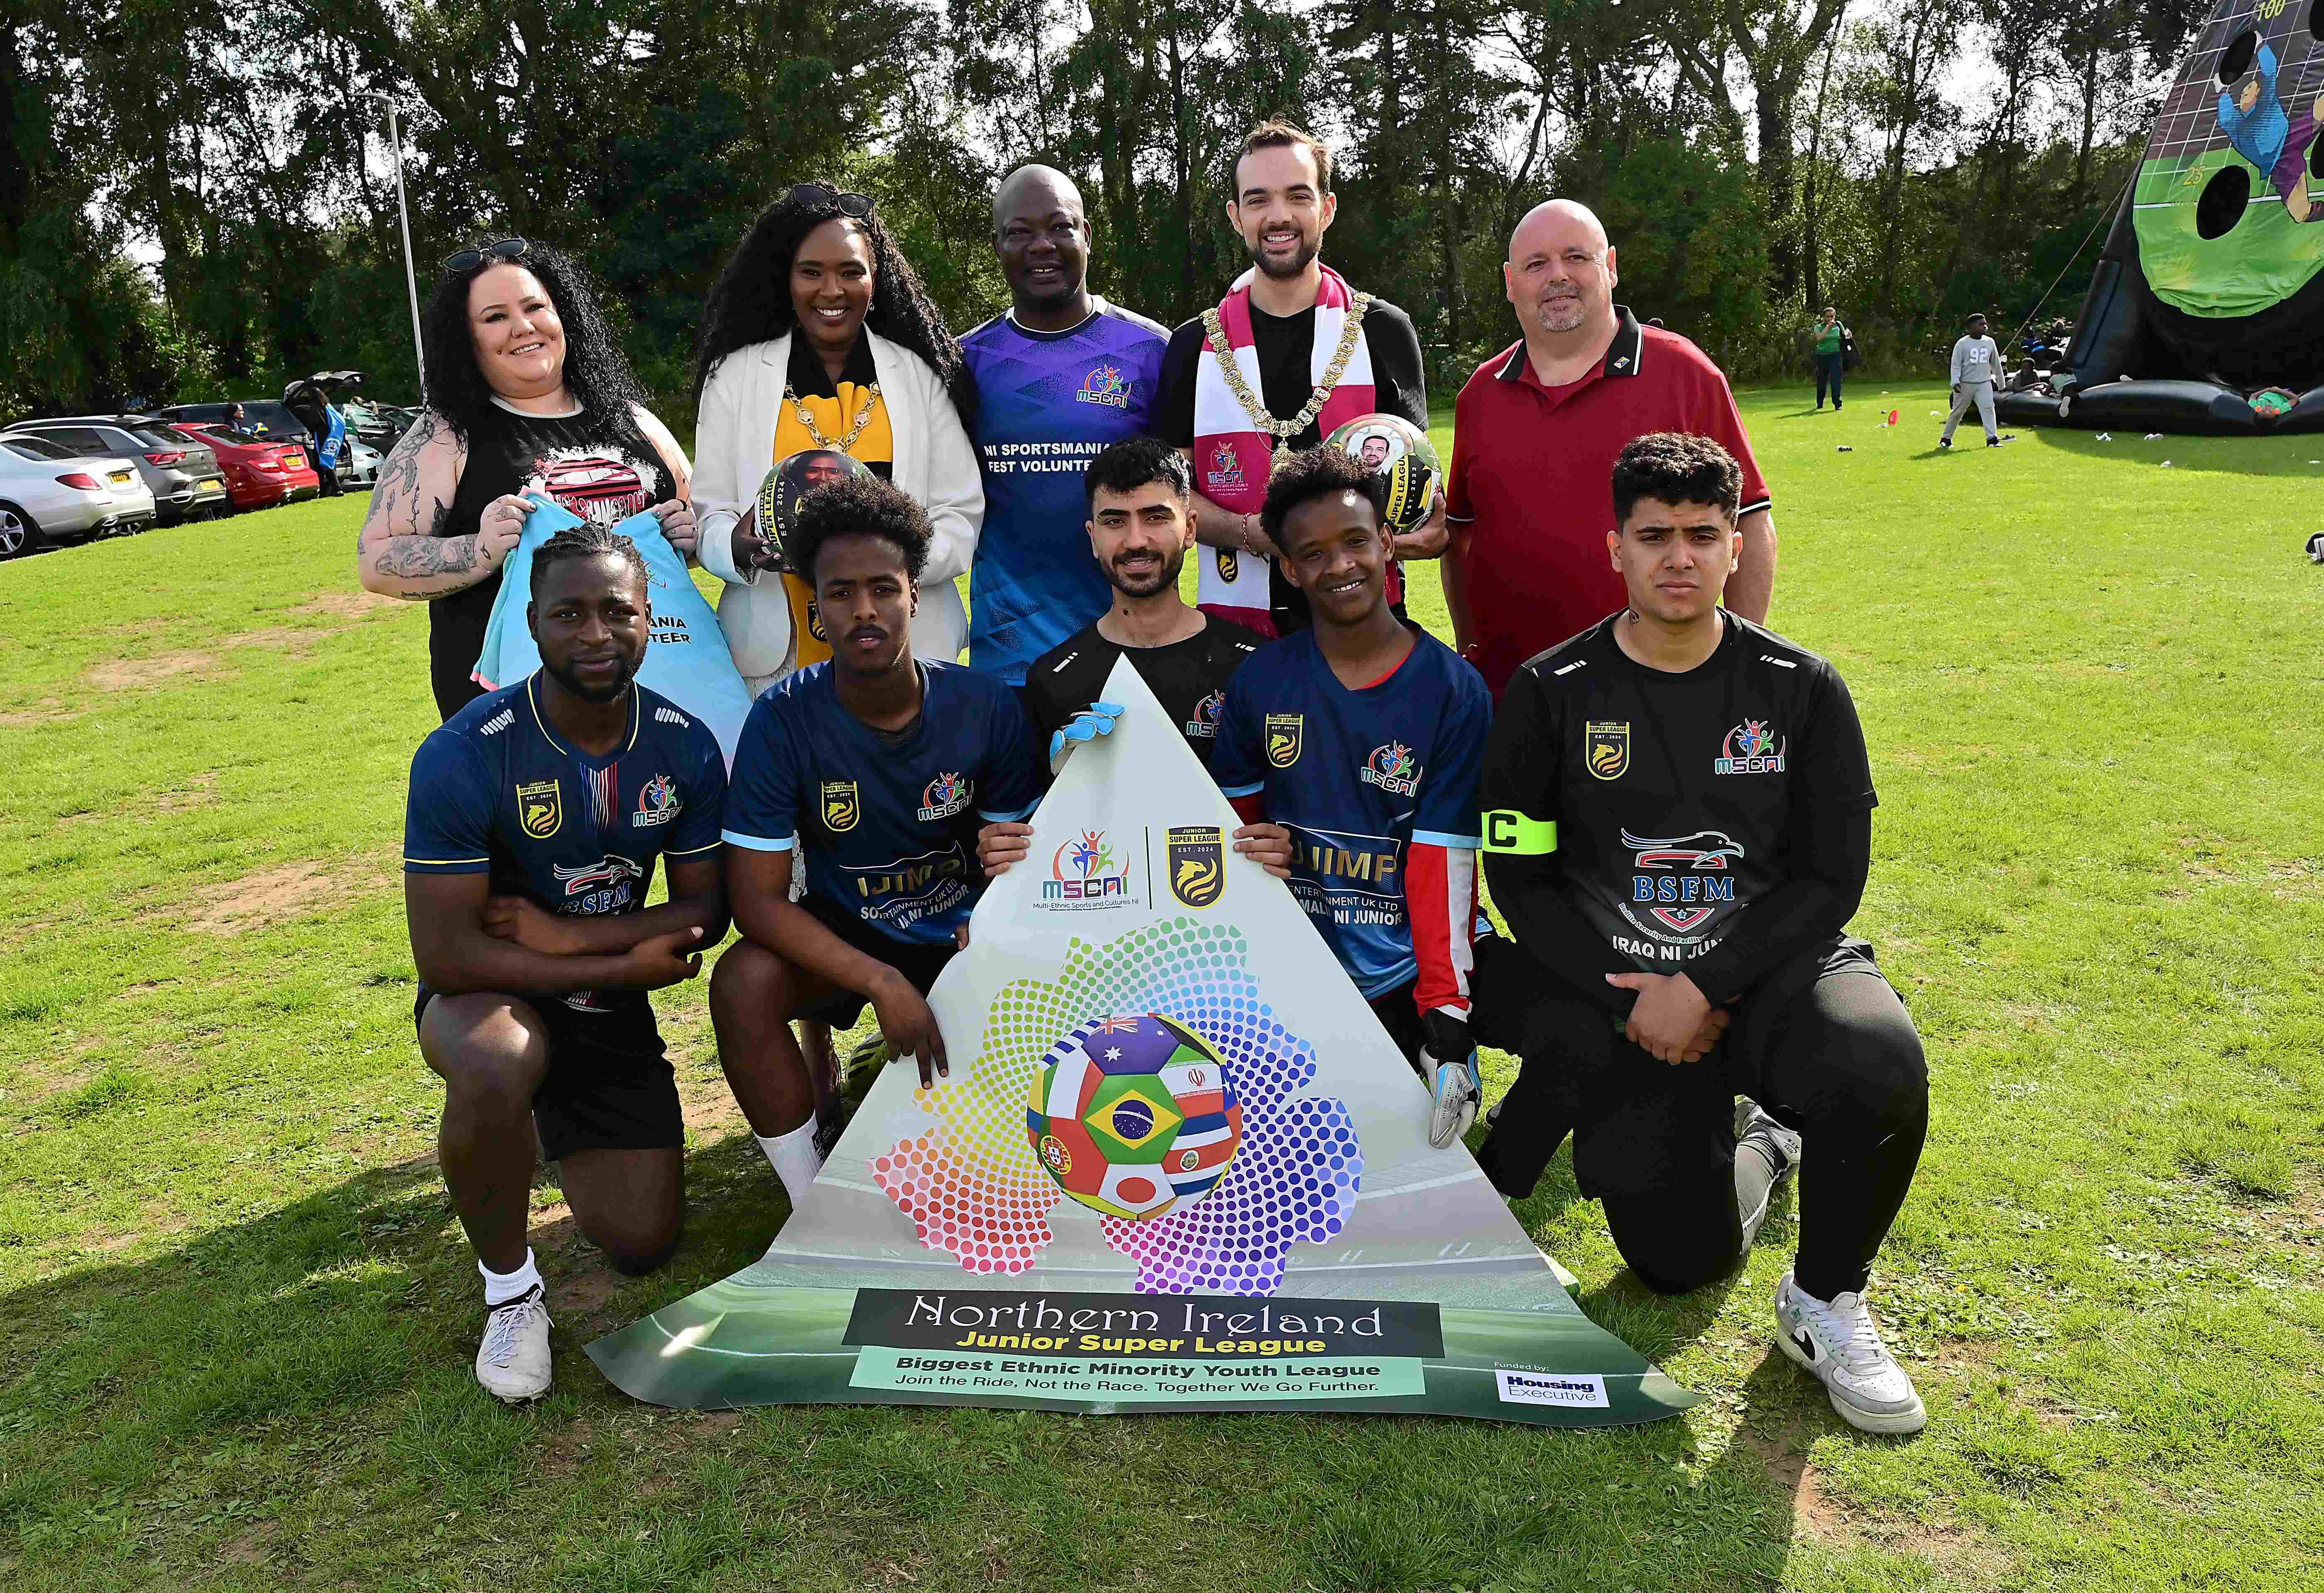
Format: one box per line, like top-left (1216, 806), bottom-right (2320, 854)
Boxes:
top-left (1773, 1271), bottom-right (1925, 1434)
top-left (475, 1284), bottom-right (552, 1404)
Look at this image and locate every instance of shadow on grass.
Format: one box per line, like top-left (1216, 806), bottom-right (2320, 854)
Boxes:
top-left (0, 1127), bottom-right (788, 1570)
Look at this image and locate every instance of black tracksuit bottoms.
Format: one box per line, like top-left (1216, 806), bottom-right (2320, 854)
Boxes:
top-left (1475, 940), bottom-right (1927, 1301)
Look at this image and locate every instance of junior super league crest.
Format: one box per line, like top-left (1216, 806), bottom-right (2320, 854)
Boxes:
top-left (1166, 826), bottom-right (1226, 908)
top-left (1585, 721), bottom-right (1630, 782)
top-left (1265, 713), bottom-right (1303, 768)
top-left (516, 778), bottom-right (563, 839)
top-left (821, 779), bottom-right (861, 832)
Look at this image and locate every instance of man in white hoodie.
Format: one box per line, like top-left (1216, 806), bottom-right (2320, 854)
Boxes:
top-left (1940, 313), bottom-right (2009, 450)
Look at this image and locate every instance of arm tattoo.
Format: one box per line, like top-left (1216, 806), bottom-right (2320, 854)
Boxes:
top-left (427, 500), bottom-right (450, 537)
top-left (375, 412), bottom-right (443, 509)
top-left (377, 534), bottom-right (481, 578)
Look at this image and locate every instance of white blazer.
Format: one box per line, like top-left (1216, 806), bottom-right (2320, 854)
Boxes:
top-left (694, 326), bottom-right (984, 689)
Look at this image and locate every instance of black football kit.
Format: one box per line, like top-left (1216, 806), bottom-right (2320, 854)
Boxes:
top-left (1022, 616), bottom-right (1264, 774)
top-left (1475, 612), bottom-right (1927, 1301)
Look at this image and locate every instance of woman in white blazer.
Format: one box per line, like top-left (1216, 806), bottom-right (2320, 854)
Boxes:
top-left (693, 181), bottom-right (983, 695)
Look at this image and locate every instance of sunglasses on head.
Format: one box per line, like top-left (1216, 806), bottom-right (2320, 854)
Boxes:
top-left (789, 183), bottom-right (874, 219)
top-left (442, 237), bottom-right (529, 274)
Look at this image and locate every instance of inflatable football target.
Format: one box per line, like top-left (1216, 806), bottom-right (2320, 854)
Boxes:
top-left (2020, 0), bottom-right (2324, 431)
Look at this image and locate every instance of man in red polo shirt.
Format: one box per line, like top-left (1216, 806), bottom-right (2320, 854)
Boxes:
top-left (1445, 200), bottom-right (1775, 697)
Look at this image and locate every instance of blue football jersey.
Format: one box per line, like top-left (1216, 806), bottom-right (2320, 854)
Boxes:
top-left (1211, 628), bottom-right (1491, 997)
top-left (402, 677), bottom-right (727, 1008)
top-left (962, 299), bottom-right (1170, 684)
top-left (722, 660), bottom-right (1042, 946)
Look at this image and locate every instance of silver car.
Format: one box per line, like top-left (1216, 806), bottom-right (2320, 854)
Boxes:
top-left (3, 416), bottom-right (229, 523)
top-left (0, 434), bottom-right (158, 556)
top-left (341, 434), bottom-right (383, 490)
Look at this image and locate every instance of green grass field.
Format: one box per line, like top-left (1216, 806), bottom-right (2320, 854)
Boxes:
top-left (2, 385), bottom-right (2320, 1590)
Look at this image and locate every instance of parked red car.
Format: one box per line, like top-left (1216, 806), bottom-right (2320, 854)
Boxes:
top-left (176, 421), bottom-right (322, 510)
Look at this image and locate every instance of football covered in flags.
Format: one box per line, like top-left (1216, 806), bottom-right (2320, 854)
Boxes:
top-left (1026, 1014), bottom-right (1245, 1220)
top-left (1323, 412), bottom-right (1441, 534)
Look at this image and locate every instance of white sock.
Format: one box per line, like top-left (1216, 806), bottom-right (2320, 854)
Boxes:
top-left (480, 1247), bottom-right (542, 1307)
top-left (759, 1122), bottom-right (824, 1207)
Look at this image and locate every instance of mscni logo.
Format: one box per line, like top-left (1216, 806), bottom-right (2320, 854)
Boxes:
top-left (1043, 827), bottom-right (1133, 904)
top-left (1075, 363), bottom-right (1132, 409)
top-left (1713, 719), bottom-right (1786, 776)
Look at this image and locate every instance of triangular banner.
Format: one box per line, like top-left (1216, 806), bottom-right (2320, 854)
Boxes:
top-left (590, 657), bottom-right (1692, 1425)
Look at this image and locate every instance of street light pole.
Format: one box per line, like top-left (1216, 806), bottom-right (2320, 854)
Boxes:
top-left (371, 92), bottom-right (427, 407)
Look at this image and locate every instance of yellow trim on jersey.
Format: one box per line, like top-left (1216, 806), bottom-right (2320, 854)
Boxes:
top-left (1481, 811), bottom-right (1557, 855)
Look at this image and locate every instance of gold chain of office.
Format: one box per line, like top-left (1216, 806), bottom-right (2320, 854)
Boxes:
top-left (784, 381), bottom-right (882, 453)
top-left (1200, 292), bottom-right (1373, 439)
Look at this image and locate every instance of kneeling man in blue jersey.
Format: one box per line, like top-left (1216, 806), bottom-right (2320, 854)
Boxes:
top-left (402, 520), bottom-right (730, 1404)
top-left (711, 476), bottom-right (1043, 1209)
top-left (1476, 432), bottom-right (1930, 1433)
top-left (1210, 446), bottom-right (1501, 1149)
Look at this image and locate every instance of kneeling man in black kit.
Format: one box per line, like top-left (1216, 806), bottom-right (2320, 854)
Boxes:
top-left (1476, 432), bottom-right (1930, 1434)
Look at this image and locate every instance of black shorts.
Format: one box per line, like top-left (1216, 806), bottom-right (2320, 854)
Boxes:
top-left (793, 892), bottom-right (958, 1029)
top-left (415, 986), bottom-right (681, 1162)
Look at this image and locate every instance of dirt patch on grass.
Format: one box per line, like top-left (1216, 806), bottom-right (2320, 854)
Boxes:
top-left (226, 626), bottom-right (341, 652)
top-left (113, 979), bottom-right (177, 1000)
top-left (0, 697), bottom-right (77, 726)
top-left (156, 772), bottom-right (218, 811)
top-left (291, 590), bottom-right (397, 619)
top-left (85, 651), bottom-right (220, 691)
top-left (1739, 1409), bottom-right (2011, 1581)
top-left (179, 861), bottom-right (379, 933)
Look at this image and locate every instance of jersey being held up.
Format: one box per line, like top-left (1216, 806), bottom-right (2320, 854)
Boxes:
top-left (722, 659), bottom-right (1042, 947)
top-left (473, 495), bottom-right (755, 767)
top-left (1023, 616), bottom-right (1264, 774)
top-left (1478, 613), bottom-right (1876, 1012)
top-left (1210, 625), bottom-right (1490, 1015)
top-left (961, 299), bottom-right (1170, 684)
top-left (402, 677), bottom-right (727, 1011)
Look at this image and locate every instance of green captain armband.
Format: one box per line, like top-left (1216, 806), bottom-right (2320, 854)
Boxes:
top-left (1481, 811), bottom-right (1556, 855)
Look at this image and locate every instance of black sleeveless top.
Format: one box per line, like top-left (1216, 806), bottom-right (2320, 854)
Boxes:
top-left (428, 400), bottom-right (672, 720)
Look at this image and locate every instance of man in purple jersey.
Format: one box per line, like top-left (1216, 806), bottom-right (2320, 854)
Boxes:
top-left (962, 166), bottom-right (1170, 684)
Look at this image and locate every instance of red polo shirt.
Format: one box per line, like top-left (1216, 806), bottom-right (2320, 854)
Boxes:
top-left (1446, 308), bottom-right (1770, 696)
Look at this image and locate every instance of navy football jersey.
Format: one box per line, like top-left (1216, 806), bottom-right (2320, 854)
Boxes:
top-left (403, 676), bottom-right (727, 1008)
top-left (723, 660), bottom-right (1042, 946)
top-left (961, 299), bottom-right (1170, 684)
top-left (1211, 627), bottom-right (1491, 997)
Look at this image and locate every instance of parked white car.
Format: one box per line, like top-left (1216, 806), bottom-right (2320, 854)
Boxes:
top-left (342, 434), bottom-right (383, 490)
top-left (0, 434), bottom-right (158, 556)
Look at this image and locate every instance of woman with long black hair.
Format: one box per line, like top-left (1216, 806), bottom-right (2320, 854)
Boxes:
top-left (357, 239), bottom-right (695, 720)
top-left (692, 181), bottom-right (982, 692)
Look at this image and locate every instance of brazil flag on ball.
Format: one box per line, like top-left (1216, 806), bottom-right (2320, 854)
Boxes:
top-left (589, 661), bottom-right (1691, 1426)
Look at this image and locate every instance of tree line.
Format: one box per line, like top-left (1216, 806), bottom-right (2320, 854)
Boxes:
top-left (1, 0), bottom-right (2208, 419)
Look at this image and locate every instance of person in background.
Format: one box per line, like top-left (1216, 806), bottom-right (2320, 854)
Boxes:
top-left (691, 181), bottom-right (982, 694)
top-left (356, 238), bottom-right (695, 722)
top-left (1153, 120), bottom-right (1441, 638)
top-left (1442, 199), bottom-right (1774, 700)
top-left (961, 165), bottom-right (1170, 685)
top-left (1811, 306), bottom-right (1849, 412)
top-left (1940, 313), bottom-right (2009, 450)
